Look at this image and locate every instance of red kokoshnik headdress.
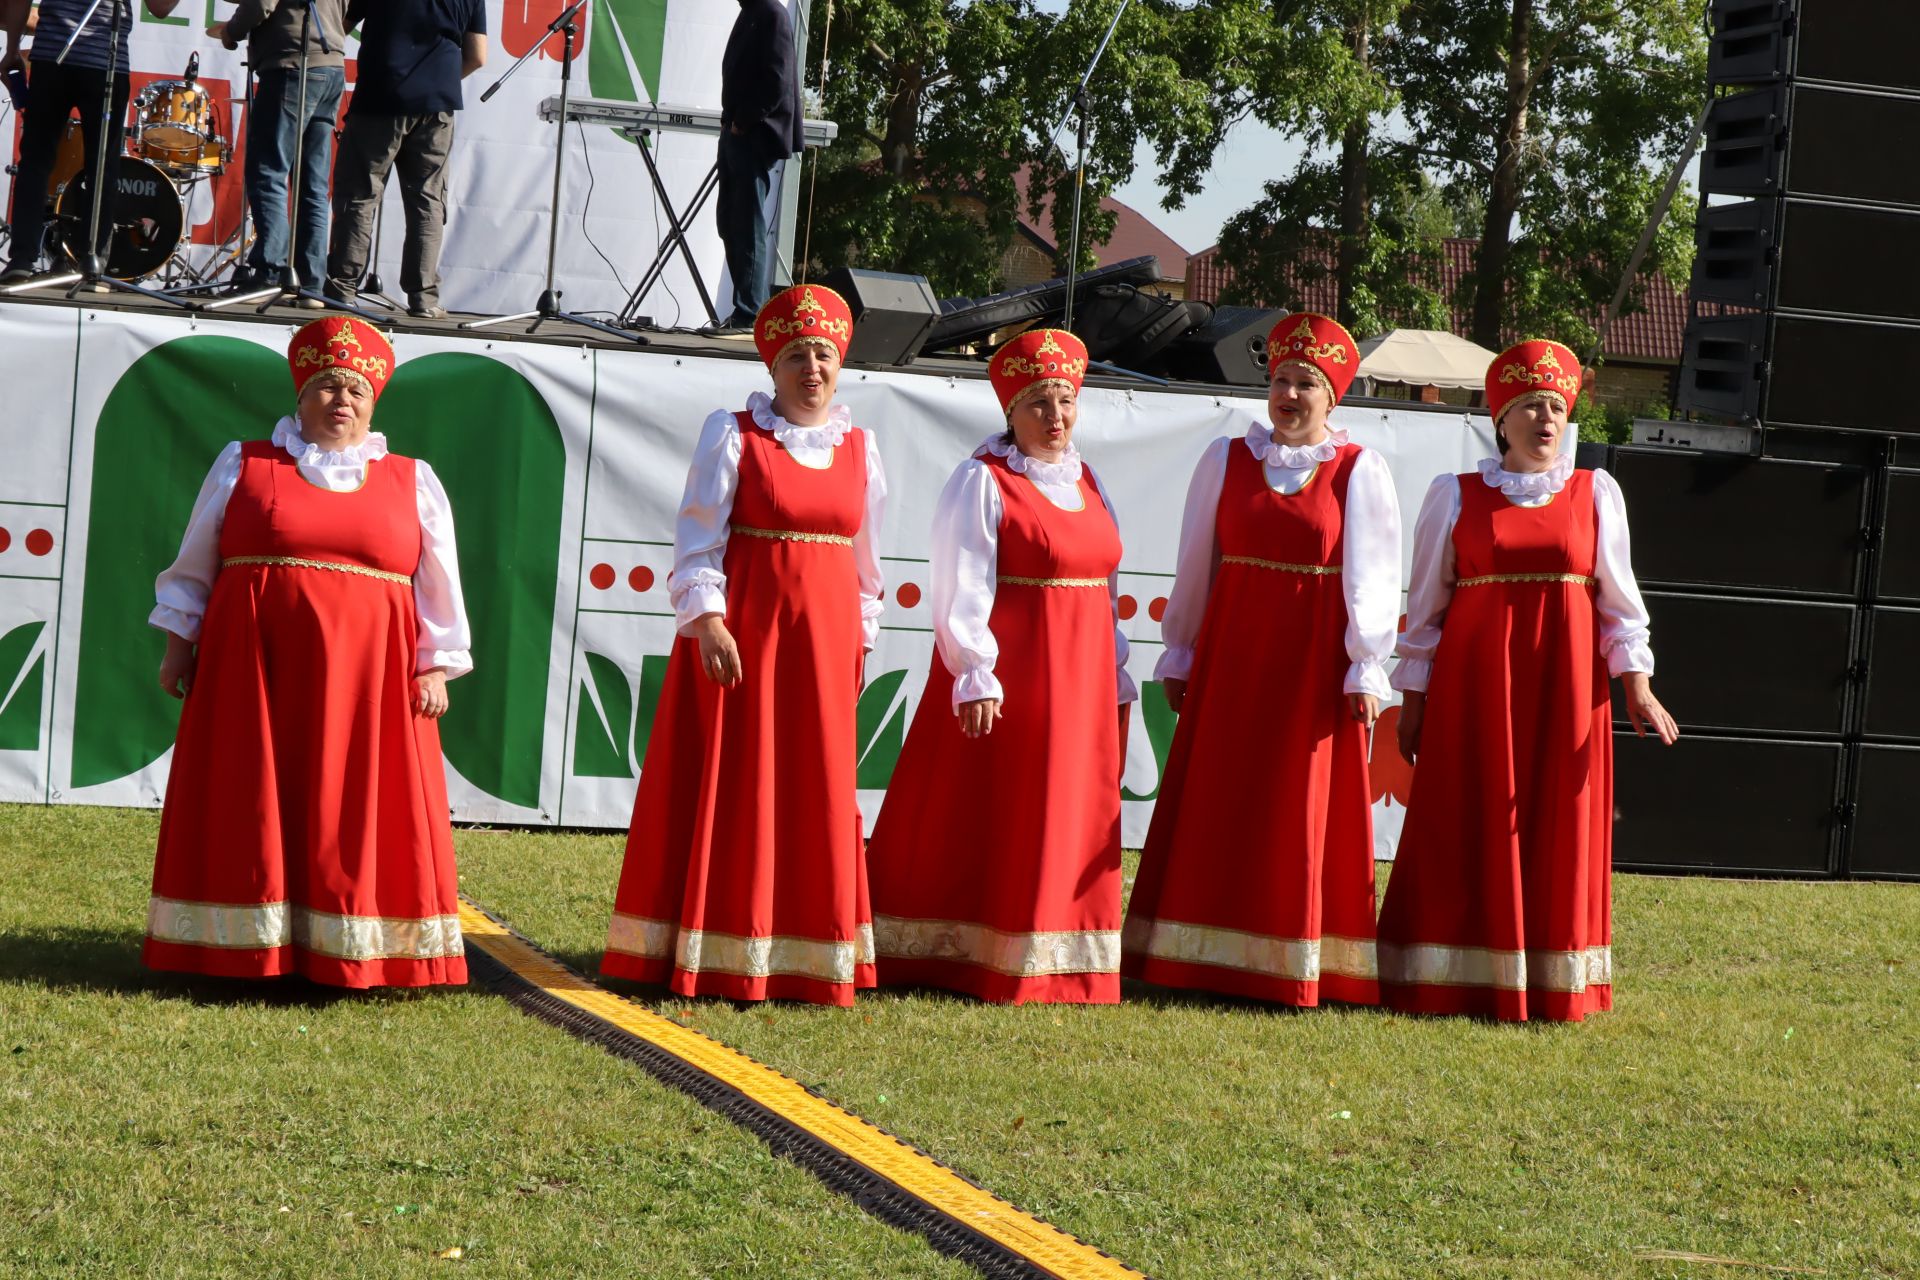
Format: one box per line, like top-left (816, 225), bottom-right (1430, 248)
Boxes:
top-left (288, 315), bottom-right (395, 401)
top-left (754, 283), bottom-right (854, 369)
top-left (988, 328), bottom-right (1089, 415)
top-left (1265, 311), bottom-right (1360, 402)
top-left (1486, 339), bottom-right (1583, 424)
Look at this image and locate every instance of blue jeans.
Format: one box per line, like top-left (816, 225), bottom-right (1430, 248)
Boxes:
top-left (245, 65), bottom-right (344, 287)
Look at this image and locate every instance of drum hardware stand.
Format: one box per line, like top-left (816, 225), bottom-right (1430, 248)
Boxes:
top-left (461, 0), bottom-right (644, 342)
top-left (165, 65), bottom-right (255, 299)
top-left (27, 0), bottom-right (195, 307)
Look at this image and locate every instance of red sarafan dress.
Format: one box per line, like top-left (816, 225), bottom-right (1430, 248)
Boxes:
top-left (146, 442), bottom-right (466, 988)
top-left (1123, 442), bottom-right (1381, 1006)
top-left (868, 450), bottom-right (1125, 1005)
top-left (603, 412), bottom-right (873, 1005)
top-left (1377, 469), bottom-right (1614, 1022)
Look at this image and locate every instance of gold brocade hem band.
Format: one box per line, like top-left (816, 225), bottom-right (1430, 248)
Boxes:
top-left (731, 524), bottom-right (855, 547)
top-left (605, 913), bottom-right (875, 985)
top-left (1377, 941), bottom-right (1612, 993)
top-left (873, 914), bottom-right (1121, 977)
top-left (146, 896), bottom-right (463, 961)
top-left (1455, 571), bottom-right (1597, 588)
top-left (1121, 916), bottom-right (1377, 982)
top-left (995, 575), bottom-right (1110, 588)
top-left (221, 555), bottom-right (413, 585)
top-left (1220, 556), bottom-right (1342, 576)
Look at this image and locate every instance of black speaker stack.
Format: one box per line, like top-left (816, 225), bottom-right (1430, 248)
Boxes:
top-left (1620, 0), bottom-right (1920, 881)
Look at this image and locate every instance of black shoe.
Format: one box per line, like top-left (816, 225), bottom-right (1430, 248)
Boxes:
top-left (407, 303), bottom-right (447, 320)
top-left (0, 264), bottom-right (36, 287)
top-left (322, 282), bottom-right (356, 305)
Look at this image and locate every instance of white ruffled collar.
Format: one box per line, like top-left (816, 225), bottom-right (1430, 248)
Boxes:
top-left (273, 417), bottom-right (388, 466)
top-left (1478, 450), bottom-right (1575, 498)
top-left (979, 433), bottom-right (1084, 487)
top-left (1246, 421), bottom-right (1346, 469)
top-left (748, 390), bottom-right (851, 451)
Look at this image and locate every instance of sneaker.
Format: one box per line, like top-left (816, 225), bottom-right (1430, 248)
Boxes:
top-left (0, 264), bottom-right (35, 287)
top-left (408, 303), bottom-right (447, 320)
top-left (322, 282), bottom-right (356, 305)
top-left (296, 295), bottom-right (326, 310)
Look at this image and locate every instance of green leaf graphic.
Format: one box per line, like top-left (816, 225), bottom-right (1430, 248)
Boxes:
top-left (854, 669), bottom-right (909, 789)
top-left (74, 338), bottom-right (565, 807)
top-left (1121, 681), bottom-right (1181, 803)
top-left (587, 0), bottom-right (667, 104)
top-left (631, 653), bottom-right (670, 770)
top-left (574, 650), bottom-right (635, 778)
top-left (0, 621), bottom-right (48, 752)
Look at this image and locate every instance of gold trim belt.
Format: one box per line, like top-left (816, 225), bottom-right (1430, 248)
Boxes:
top-left (1221, 555), bottom-right (1342, 576)
top-left (997, 575), bottom-right (1110, 588)
top-left (1456, 571), bottom-right (1597, 588)
top-left (222, 555), bottom-right (412, 585)
top-left (731, 524), bottom-right (855, 547)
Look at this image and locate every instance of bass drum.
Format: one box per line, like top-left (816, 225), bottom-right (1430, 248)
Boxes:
top-left (51, 157), bottom-right (184, 281)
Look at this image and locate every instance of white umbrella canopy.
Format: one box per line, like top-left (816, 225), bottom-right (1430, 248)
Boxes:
top-left (1356, 329), bottom-right (1501, 390)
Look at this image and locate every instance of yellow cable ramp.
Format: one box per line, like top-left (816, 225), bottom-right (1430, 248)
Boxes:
top-left (458, 899), bottom-right (1148, 1280)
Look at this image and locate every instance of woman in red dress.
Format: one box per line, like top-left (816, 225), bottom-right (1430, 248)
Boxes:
top-left (146, 316), bottom-right (473, 988)
top-left (866, 328), bottom-right (1138, 1005)
top-left (601, 284), bottom-right (887, 1006)
top-left (1122, 313), bottom-right (1399, 1007)
top-left (1376, 339), bottom-right (1679, 1022)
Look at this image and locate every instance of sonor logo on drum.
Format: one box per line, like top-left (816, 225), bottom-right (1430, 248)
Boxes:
top-left (119, 177), bottom-right (161, 198)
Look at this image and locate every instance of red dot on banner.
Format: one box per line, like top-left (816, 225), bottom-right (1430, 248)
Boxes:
top-left (25, 529), bottom-right (53, 557)
top-left (1117, 594), bottom-right (1138, 620)
top-left (897, 582), bottom-right (922, 609)
top-left (589, 563), bottom-right (615, 590)
top-left (1148, 596), bottom-right (1168, 622)
top-left (629, 566), bottom-right (655, 592)
top-left (0, 528), bottom-right (9, 553)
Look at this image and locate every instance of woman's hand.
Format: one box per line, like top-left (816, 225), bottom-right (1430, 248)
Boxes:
top-left (1162, 678), bottom-right (1187, 713)
top-left (1622, 672), bottom-right (1679, 746)
top-left (413, 669), bottom-right (449, 718)
top-left (958, 698), bottom-right (1002, 739)
top-left (690, 613), bottom-right (742, 687)
top-left (157, 633), bottom-right (197, 699)
top-left (1396, 691), bottom-right (1425, 763)
top-left (1348, 693), bottom-right (1379, 727)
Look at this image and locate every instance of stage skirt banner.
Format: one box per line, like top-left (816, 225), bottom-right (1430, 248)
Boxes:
top-left (0, 301), bottom-right (1496, 854)
top-left (0, 1), bottom-right (743, 319)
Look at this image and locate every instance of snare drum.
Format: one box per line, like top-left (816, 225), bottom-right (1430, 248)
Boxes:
top-left (132, 79), bottom-right (215, 168)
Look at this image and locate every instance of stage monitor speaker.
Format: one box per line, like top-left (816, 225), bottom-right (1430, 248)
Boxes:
top-left (1157, 305), bottom-right (1279, 387)
top-left (1850, 746), bottom-right (1920, 879)
top-left (1612, 733), bottom-right (1839, 875)
top-left (1878, 470), bottom-right (1920, 602)
top-left (1607, 448), bottom-right (1865, 596)
top-left (1863, 607), bottom-right (1920, 740)
top-left (1631, 593), bottom-right (1853, 737)
top-left (817, 268), bottom-right (938, 366)
top-left (1072, 287), bottom-right (1204, 367)
top-left (924, 256), bottom-right (1163, 351)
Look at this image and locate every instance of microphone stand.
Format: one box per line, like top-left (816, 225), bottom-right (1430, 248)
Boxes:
top-left (460, 0), bottom-right (643, 341)
top-left (21, 0), bottom-right (195, 307)
top-left (1045, 0), bottom-right (1132, 332)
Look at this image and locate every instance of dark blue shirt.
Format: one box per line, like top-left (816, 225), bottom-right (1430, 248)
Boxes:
top-left (346, 0), bottom-right (486, 117)
top-left (30, 0), bottom-right (135, 73)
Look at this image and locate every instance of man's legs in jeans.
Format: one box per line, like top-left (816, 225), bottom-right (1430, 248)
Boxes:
top-left (242, 69), bottom-right (295, 285)
top-left (292, 68), bottom-right (345, 289)
top-left (326, 112), bottom-right (406, 299)
top-left (391, 112), bottom-right (454, 312)
top-left (715, 129), bottom-right (773, 327)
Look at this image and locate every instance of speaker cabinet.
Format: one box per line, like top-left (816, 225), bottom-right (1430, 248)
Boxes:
top-left (1850, 746), bottom-right (1920, 879)
top-left (1879, 470), bottom-right (1920, 602)
top-left (1632, 593), bottom-right (1854, 737)
top-left (1608, 449), bottom-right (1866, 596)
top-left (1864, 608), bottom-right (1920, 740)
top-left (1613, 733), bottom-right (1840, 875)
top-left (817, 268), bottom-right (938, 366)
top-left (1158, 305), bottom-right (1279, 387)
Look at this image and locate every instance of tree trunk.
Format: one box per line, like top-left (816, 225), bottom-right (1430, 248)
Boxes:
top-left (1334, 19), bottom-right (1371, 331)
top-left (879, 59), bottom-right (926, 180)
top-left (1472, 0), bottom-right (1532, 349)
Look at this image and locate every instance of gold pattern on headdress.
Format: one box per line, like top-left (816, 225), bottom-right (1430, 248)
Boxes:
top-left (1287, 317), bottom-right (1317, 344)
top-left (793, 287), bottom-right (829, 316)
top-left (1034, 331), bottom-right (1068, 357)
top-left (324, 321), bottom-right (364, 351)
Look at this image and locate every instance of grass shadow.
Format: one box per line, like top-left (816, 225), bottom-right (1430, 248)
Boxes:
top-left (0, 925), bottom-right (465, 1008)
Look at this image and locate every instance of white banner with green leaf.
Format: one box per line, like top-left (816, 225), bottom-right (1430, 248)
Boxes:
top-left (0, 301), bottom-right (1494, 851)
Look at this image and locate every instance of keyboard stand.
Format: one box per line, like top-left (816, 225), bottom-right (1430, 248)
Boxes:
top-left (617, 128), bottom-right (722, 329)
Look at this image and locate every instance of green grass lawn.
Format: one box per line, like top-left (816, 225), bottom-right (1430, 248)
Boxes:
top-left (4, 803), bottom-right (1917, 1279)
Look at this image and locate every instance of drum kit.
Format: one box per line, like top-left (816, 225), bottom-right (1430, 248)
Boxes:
top-left (40, 71), bottom-right (244, 284)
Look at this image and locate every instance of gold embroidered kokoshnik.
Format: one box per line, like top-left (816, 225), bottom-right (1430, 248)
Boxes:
top-left (1455, 571), bottom-right (1597, 588)
top-left (730, 524), bottom-right (855, 547)
top-left (1220, 555), bottom-right (1342, 576)
top-left (996, 575), bottom-right (1109, 588)
top-left (222, 555), bottom-right (412, 585)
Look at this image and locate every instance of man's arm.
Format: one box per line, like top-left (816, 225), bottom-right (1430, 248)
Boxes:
top-left (1, 0), bottom-right (28, 76)
top-left (219, 0), bottom-right (277, 45)
top-left (461, 32), bottom-right (485, 78)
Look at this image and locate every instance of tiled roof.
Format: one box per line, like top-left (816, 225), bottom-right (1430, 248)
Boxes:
top-left (1184, 236), bottom-right (1694, 364)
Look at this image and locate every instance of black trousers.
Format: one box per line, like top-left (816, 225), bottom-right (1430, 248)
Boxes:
top-left (716, 129), bottom-right (777, 326)
top-left (6, 59), bottom-right (131, 272)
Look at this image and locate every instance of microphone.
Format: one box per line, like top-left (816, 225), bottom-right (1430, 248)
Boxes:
top-left (304, 0), bottom-right (333, 56)
top-left (184, 51), bottom-right (200, 85)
